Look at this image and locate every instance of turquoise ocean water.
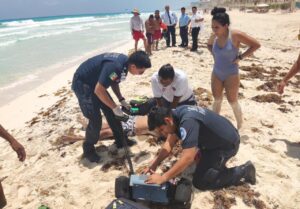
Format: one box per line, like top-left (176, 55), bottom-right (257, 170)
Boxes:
top-left (0, 12), bottom-right (148, 105)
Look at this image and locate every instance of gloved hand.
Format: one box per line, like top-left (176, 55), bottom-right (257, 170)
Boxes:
top-left (112, 106), bottom-right (129, 122)
top-left (120, 100), bottom-right (131, 110)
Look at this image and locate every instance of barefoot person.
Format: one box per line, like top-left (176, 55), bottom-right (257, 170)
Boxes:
top-left (145, 15), bottom-right (155, 55)
top-left (207, 7), bottom-right (260, 129)
top-left (130, 8), bottom-right (147, 52)
top-left (277, 52), bottom-right (300, 94)
top-left (143, 106), bottom-right (256, 189)
top-left (153, 10), bottom-right (162, 51)
top-left (0, 124), bottom-right (26, 208)
top-left (62, 115), bottom-right (156, 143)
top-left (72, 51), bottom-right (151, 163)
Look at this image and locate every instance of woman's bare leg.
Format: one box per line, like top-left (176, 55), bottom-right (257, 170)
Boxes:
top-left (224, 74), bottom-right (243, 129)
top-left (211, 73), bottom-right (224, 114)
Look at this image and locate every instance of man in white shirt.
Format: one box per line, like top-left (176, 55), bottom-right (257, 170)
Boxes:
top-left (151, 64), bottom-right (196, 108)
top-left (161, 5), bottom-right (178, 47)
top-left (190, 6), bottom-right (204, 52)
top-left (130, 8), bottom-right (147, 52)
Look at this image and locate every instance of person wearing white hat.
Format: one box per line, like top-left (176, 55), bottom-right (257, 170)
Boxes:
top-left (130, 8), bottom-right (147, 52)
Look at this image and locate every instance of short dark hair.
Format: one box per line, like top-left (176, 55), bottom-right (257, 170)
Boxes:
top-left (211, 7), bottom-right (230, 26)
top-left (158, 64), bottom-right (175, 80)
top-left (149, 14), bottom-right (154, 19)
top-left (128, 50), bottom-right (151, 68)
top-left (192, 6), bottom-right (197, 9)
top-left (181, 7), bottom-right (186, 10)
top-left (148, 107), bottom-right (172, 131)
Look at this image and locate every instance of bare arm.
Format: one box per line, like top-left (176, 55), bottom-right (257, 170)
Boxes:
top-left (148, 134), bottom-right (178, 171)
top-left (278, 53), bottom-right (300, 94)
top-left (130, 18), bottom-right (134, 32)
top-left (207, 33), bottom-right (215, 54)
top-left (94, 82), bottom-right (117, 109)
top-left (235, 30), bottom-right (261, 59)
top-left (155, 98), bottom-right (163, 107)
top-left (170, 96), bottom-right (181, 109)
top-left (162, 147), bottom-right (198, 181)
top-left (111, 82), bottom-right (124, 102)
top-left (282, 53), bottom-right (300, 83)
top-left (195, 18), bottom-right (204, 22)
top-left (145, 146), bottom-right (198, 184)
top-left (0, 124), bottom-right (26, 161)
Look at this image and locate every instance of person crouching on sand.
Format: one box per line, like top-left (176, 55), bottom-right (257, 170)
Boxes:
top-left (143, 106), bottom-right (256, 189)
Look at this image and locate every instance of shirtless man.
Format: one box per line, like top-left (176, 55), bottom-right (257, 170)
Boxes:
top-left (145, 15), bottom-right (155, 55)
top-left (153, 10), bottom-right (162, 51)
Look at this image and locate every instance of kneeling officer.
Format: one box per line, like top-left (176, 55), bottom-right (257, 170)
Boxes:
top-left (145, 106), bottom-right (256, 190)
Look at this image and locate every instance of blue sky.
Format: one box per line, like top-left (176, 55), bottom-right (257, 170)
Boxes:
top-left (0, 0), bottom-right (195, 20)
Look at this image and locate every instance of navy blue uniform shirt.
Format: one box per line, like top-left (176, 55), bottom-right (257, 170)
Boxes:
top-left (74, 53), bottom-right (128, 89)
top-left (172, 106), bottom-right (239, 151)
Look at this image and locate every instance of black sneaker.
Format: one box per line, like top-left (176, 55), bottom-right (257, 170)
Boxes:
top-left (242, 161), bottom-right (256, 185)
top-left (190, 48), bottom-right (197, 52)
top-left (115, 138), bottom-right (137, 149)
top-left (83, 151), bottom-right (100, 163)
top-left (83, 142), bottom-right (100, 163)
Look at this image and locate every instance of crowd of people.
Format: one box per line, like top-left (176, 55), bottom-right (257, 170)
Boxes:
top-left (70, 6), bottom-right (263, 191)
top-left (130, 5), bottom-right (205, 54)
top-left (1, 5), bottom-right (300, 208)
top-left (69, 6), bottom-right (300, 192)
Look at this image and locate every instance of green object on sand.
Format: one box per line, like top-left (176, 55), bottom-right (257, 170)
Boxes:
top-left (130, 107), bottom-right (139, 113)
top-left (38, 205), bottom-right (50, 209)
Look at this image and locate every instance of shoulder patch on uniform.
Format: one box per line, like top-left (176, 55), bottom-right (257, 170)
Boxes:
top-left (180, 127), bottom-right (187, 141)
top-left (109, 72), bottom-right (118, 81)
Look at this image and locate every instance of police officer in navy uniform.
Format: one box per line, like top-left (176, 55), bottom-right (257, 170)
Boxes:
top-left (72, 51), bottom-right (151, 163)
top-left (145, 106), bottom-right (256, 190)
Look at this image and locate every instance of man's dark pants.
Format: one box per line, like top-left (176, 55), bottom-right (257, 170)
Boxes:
top-left (166, 25), bottom-right (176, 46)
top-left (179, 26), bottom-right (188, 46)
top-left (191, 27), bottom-right (200, 50)
top-left (192, 134), bottom-right (242, 190)
top-left (72, 78), bottom-right (124, 153)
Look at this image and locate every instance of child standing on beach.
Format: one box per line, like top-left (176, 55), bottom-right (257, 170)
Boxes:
top-left (207, 7), bottom-right (260, 129)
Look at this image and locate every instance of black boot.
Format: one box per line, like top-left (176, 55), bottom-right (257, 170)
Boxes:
top-left (83, 142), bottom-right (100, 163)
top-left (241, 161), bottom-right (256, 185)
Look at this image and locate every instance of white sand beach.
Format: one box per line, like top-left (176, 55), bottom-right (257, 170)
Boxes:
top-left (0, 10), bottom-right (299, 209)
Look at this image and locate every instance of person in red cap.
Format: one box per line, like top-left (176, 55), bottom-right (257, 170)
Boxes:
top-left (130, 8), bottom-right (147, 52)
